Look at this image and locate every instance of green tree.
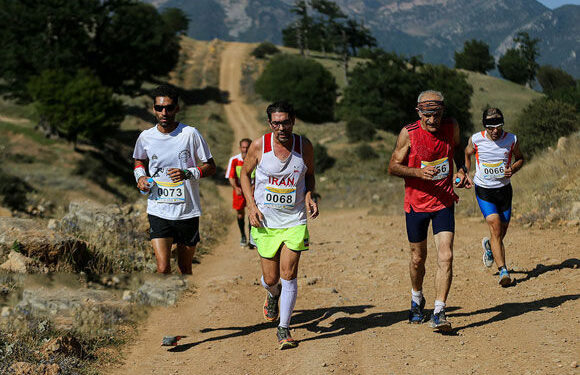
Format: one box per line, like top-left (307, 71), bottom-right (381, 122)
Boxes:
top-left (454, 39), bottom-right (495, 74)
top-left (27, 69), bottom-right (124, 146)
top-left (161, 7), bottom-right (190, 35)
top-left (537, 65), bottom-right (576, 95)
top-left (498, 49), bottom-right (528, 85)
top-left (337, 52), bottom-right (424, 132)
top-left (513, 98), bottom-right (578, 157)
top-left (513, 32), bottom-right (540, 87)
top-left (289, 0), bottom-right (312, 56)
top-left (255, 54), bottom-right (337, 123)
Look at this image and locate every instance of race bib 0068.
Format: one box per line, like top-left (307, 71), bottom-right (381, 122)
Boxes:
top-left (421, 157), bottom-right (450, 181)
top-left (264, 186), bottom-right (296, 209)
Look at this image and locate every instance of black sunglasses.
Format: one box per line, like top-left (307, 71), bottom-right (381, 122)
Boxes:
top-left (154, 104), bottom-right (176, 112)
top-left (270, 119), bottom-right (293, 128)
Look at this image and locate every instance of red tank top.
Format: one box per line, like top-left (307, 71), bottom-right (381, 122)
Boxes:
top-left (404, 119), bottom-right (458, 213)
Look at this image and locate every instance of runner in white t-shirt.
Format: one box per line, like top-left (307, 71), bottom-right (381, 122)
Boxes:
top-left (464, 108), bottom-right (524, 287)
top-left (240, 101), bottom-right (319, 350)
top-left (133, 85), bottom-right (216, 275)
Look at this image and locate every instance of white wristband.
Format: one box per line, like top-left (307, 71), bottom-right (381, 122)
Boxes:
top-left (134, 166), bottom-right (147, 183)
top-left (186, 167), bottom-right (202, 181)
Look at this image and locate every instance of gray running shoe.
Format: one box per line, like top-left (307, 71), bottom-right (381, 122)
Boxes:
top-left (482, 237), bottom-right (494, 267)
top-left (430, 309), bottom-right (452, 332)
top-left (277, 326), bottom-right (298, 349)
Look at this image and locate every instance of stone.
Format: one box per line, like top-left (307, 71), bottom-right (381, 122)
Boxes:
top-left (8, 362), bottom-right (61, 375)
top-left (0, 251), bottom-right (48, 273)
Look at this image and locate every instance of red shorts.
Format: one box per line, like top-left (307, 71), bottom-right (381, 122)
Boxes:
top-left (232, 190), bottom-right (246, 210)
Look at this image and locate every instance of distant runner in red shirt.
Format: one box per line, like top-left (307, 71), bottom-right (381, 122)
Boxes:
top-left (388, 90), bottom-right (471, 332)
top-left (225, 138), bottom-right (255, 247)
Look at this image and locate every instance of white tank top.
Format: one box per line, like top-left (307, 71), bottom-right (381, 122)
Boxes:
top-left (472, 130), bottom-right (517, 188)
top-left (254, 133), bottom-right (307, 228)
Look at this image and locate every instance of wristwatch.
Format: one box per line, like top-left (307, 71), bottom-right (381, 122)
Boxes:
top-left (182, 169), bottom-right (193, 180)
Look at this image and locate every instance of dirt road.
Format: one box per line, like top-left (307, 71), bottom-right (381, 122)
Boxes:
top-left (109, 43), bottom-right (579, 375)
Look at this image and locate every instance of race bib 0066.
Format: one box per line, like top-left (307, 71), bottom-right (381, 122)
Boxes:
top-left (421, 157), bottom-right (450, 181)
top-left (152, 180), bottom-right (186, 204)
top-left (481, 161), bottom-right (505, 180)
top-left (264, 186), bottom-right (296, 209)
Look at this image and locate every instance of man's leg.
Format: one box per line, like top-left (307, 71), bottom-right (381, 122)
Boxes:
top-left (176, 244), bottom-right (196, 275)
top-left (278, 245), bottom-right (301, 328)
top-left (433, 231), bottom-right (454, 304)
top-left (485, 214), bottom-right (506, 268)
top-left (237, 208), bottom-right (246, 241)
top-left (409, 240), bottom-right (428, 293)
top-left (405, 209), bottom-right (430, 323)
top-left (152, 238), bottom-right (174, 274)
top-left (261, 246), bottom-right (283, 321)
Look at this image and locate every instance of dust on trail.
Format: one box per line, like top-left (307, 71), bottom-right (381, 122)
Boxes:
top-left (108, 43), bottom-right (579, 375)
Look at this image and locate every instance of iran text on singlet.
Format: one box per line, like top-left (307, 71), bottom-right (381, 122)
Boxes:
top-left (404, 119), bottom-right (458, 213)
top-left (253, 133), bottom-right (307, 228)
top-left (471, 130), bottom-right (517, 189)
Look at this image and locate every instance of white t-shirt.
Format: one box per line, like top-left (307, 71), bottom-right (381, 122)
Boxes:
top-left (133, 123), bottom-right (213, 220)
top-left (472, 130), bottom-right (517, 188)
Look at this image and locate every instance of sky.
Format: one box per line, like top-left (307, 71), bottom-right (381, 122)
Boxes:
top-left (537, 0), bottom-right (580, 8)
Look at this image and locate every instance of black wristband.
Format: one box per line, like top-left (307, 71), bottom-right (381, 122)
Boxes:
top-left (182, 169), bottom-right (193, 180)
top-left (458, 165), bottom-right (468, 173)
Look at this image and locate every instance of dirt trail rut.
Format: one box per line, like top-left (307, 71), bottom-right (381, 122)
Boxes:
top-left (108, 43), bottom-right (579, 375)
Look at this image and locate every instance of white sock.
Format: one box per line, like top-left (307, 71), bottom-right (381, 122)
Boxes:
top-left (411, 289), bottom-right (423, 305)
top-left (278, 278), bottom-right (298, 328)
top-left (261, 275), bottom-right (280, 297)
top-left (434, 300), bottom-right (446, 314)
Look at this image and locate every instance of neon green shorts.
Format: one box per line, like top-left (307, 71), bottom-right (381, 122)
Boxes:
top-left (251, 225), bottom-right (309, 258)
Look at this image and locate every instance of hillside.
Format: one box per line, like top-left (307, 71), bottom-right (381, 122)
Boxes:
top-left (144, 0), bottom-right (579, 77)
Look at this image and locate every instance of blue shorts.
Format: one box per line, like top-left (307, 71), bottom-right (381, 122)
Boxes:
top-left (475, 184), bottom-right (512, 223)
top-left (405, 206), bottom-right (455, 243)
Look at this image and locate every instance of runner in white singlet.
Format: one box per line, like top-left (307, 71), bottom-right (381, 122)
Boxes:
top-left (464, 108), bottom-right (524, 287)
top-left (240, 101), bottom-right (319, 350)
top-left (133, 85), bottom-right (216, 275)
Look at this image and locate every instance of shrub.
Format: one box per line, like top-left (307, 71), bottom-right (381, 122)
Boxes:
top-left (355, 143), bottom-right (378, 160)
top-left (0, 168), bottom-right (32, 211)
top-left (313, 143), bottom-right (335, 173)
top-left (346, 117), bottom-right (376, 142)
top-left (251, 42), bottom-right (280, 59)
top-left (512, 97), bottom-right (579, 157)
top-left (255, 54), bottom-right (337, 123)
top-left (454, 39), bottom-right (495, 74)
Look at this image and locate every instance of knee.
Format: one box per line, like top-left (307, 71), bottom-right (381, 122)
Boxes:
top-left (157, 265), bottom-right (171, 274)
top-left (438, 249), bottom-right (453, 264)
top-left (410, 252), bottom-right (426, 269)
top-left (263, 274), bottom-right (279, 286)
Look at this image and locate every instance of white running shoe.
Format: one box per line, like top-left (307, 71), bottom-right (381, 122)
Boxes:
top-left (482, 237), bottom-right (494, 267)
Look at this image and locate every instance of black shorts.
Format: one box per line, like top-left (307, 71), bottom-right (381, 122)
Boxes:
top-left (475, 184), bottom-right (513, 222)
top-left (148, 214), bottom-right (200, 246)
top-left (405, 206), bottom-right (455, 243)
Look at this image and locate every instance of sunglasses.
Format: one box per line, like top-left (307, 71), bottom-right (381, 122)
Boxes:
top-left (154, 104), bottom-right (177, 112)
top-left (270, 119), bottom-right (293, 128)
top-left (483, 117), bottom-right (503, 128)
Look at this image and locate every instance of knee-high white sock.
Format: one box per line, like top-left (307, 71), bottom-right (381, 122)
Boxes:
top-left (279, 278), bottom-right (298, 328)
top-left (261, 275), bottom-right (280, 297)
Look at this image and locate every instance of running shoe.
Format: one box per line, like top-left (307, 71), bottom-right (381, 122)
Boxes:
top-left (277, 326), bottom-right (298, 349)
top-left (429, 309), bottom-right (452, 332)
top-left (499, 268), bottom-right (511, 287)
top-left (248, 243), bottom-right (256, 250)
top-left (263, 286), bottom-right (281, 321)
top-left (408, 297), bottom-right (426, 324)
top-left (240, 235), bottom-right (247, 247)
top-left (482, 237), bottom-right (494, 267)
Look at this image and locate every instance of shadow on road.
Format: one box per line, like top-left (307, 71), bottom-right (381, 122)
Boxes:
top-left (448, 294), bottom-right (580, 333)
top-left (509, 258), bottom-right (579, 286)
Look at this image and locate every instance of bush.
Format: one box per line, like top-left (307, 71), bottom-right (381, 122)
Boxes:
top-left (313, 143), bottom-right (335, 173)
top-left (537, 65), bottom-right (576, 95)
top-left (355, 143), bottom-right (378, 160)
top-left (512, 97), bottom-right (579, 157)
top-left (454, 39), bottom-right (495, 74)
top-left (346, 117), bottom-right (376, 142)
top-left (251, 42), bottom-right (280, 59)
top-left (498, 49), bottom-right (528, 85)
top-left (255, 54), bottom-right (337, 123)
top-left (0, 168), bottom-right (32, 211)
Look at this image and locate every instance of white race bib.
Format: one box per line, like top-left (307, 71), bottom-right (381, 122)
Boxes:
top-left (421, 157), bottom-right (450, 181)
top-left (482, 161), bottom-right (505, 180)
top-left (152, 180), bottom-right (186, 204)
top-left (264, 186), bottom-right (296, 209)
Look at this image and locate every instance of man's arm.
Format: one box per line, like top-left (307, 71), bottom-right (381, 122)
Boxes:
top-left (241, 137), bottom-right (263, 227)
top-left (134, 159), bottom-right (151, 191)
top-left (504, 140), bottom-right (524, 178)
top-left (302, 137), bottom-right (319, 219)
top-left (387, 127), bottom-right (437, 180)
top-left (168, 158), bottom-right (216, 182)
top-left (463, 137), bottom-right (475, 187)
top-left (452, 120), bottom-right (471, 188)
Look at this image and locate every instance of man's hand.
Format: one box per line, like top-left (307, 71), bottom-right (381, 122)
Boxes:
top-left (168, 168), bottom-right (186, 182)
top-left (234, 186), bottom-right (242, 196)
top-left (453, 170), bottom-right (473, 189)
top-left (504, 166), bottom-right (514, 178)
top-left (247, 204), bottom-right (264, 227)
top-left (306, 194), bottom-right (319, 219)
top-left (418, 166), bottom-right (439, 180)
top-left (137, 176), bottom-right (152, 192)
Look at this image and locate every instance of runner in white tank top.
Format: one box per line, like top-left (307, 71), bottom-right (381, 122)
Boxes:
top-left (240, 101), bottom-right (319, 350)
top-left (465, 108), bottom-right (524, 287)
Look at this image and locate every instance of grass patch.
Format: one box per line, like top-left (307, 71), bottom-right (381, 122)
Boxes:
top-left (0, 122), bottom-right (56, 146)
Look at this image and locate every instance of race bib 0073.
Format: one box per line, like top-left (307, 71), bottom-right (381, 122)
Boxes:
top-left (264, 186), bottom-right (296, 209)
top-left (481, 161), bottom-right (505, 180)
top-left (421, 157), bottom-right (450, 181)
top-left (152, 180), bottom-right (186, 204)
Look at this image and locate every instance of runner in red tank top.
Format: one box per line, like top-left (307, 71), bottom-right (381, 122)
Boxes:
top-left (388, 90), bottom-right (472, 332)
